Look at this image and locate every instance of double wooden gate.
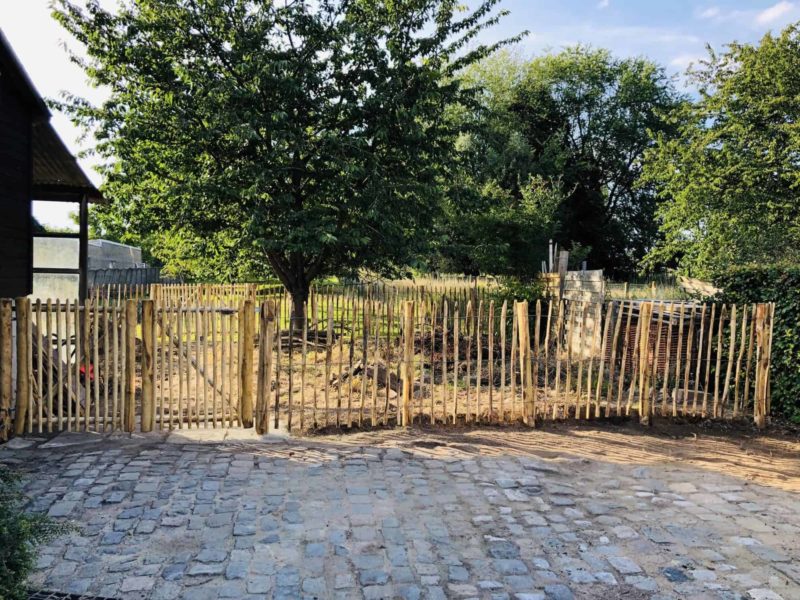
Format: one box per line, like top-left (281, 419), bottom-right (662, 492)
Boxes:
top-left (1, 299), bottom-right (243, 436)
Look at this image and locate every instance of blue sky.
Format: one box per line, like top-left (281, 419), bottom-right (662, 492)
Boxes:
top-left (488, 0), bottom-right (800, 74)
top-left (1, 0), bottom-right (797, 225)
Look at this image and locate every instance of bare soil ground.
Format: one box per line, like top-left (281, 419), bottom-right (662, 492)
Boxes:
top-left (310, 418), bottom-right (800, 492)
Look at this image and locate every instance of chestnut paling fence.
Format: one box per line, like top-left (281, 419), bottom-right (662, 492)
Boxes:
top-left (0, 286), bottom-right (775, 440)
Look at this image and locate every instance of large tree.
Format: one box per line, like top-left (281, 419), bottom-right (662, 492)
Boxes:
top-left (437, 47), bottom-right (683, 278)
top-left (642, 25), bottom-right (800, 278)
top-left (54, 0), bottom-right (518, 317)
top-left (430, 50), bottom-right (561, 278)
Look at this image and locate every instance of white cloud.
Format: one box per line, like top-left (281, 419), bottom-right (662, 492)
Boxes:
top-left (697, 6), bottom-right (721, 20)
top-left (756, 1), bottom-right (795, 25)
top-left (597, 0), bottom-right (610, 8)
top-left (669, 54), bottom-right (704, 69)
top-left (692, 1), bottom-right (798, 30)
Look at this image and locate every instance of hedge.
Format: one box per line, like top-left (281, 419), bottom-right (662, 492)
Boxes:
top-left (713, 265), bottom-right (800, 422)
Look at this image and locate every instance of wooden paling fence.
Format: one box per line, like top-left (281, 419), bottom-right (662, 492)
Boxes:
top-left (149, 279), bottom-right (498, 309)
top-left (0, 292), bottom-right (775, 440)
top-left (252, 296), bottom-right (775, 433)
top-left (89, 283), bottom-right (153, 304)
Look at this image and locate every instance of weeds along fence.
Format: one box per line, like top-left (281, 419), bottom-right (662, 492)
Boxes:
top-left (606, 281), bottom-right (688, 301)
top-left (0, 289), bottom-right (775, 440)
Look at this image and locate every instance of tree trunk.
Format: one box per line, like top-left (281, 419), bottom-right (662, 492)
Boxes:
top-left (288, 283), bottom-right (309, 329)
top-left (265, 251), bottom-right (318, 331)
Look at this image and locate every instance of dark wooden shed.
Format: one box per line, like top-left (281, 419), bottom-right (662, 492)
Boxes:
top-left (0, 28), bottom-right (101, 300)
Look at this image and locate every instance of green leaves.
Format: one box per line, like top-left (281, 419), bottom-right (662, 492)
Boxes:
top-left (643, 24), bottom-right (800, 278)
top-left (1, 467), bottom-right (73, 600)
top-left (54, 0), bottom-right (514, 294)
top-left (436, 46), bottom-right (682, 278)
top-left (714, 265), bottom-right (800, 421)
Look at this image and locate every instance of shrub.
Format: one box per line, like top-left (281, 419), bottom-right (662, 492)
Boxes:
top-left (713, 265), bottom-right (800, 422)
top-left (0, 467), bottom-right (72, 600)
top-left (489, 277), bottom-right (546, 305)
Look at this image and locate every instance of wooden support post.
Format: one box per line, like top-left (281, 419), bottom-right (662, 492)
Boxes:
top-left (0, 300), bottom-right (12, 441)
top-left (124, 300), bottom-right (137, 432)
top-left (141, 300), bottom-right (155, 432)
top-left (13, 298), bottom-right (31, 436)
top-left (452, 305), bottom-right (459, 423)
top-left (239, 300), bottom-right (255, 428)
top-left (753, 303), bottom-right (770, 429)
top-left (256, 301), bottom-right (275, 434)
top-left (638, 302), bottom-right (653, 425)
top-left (402, 301), bottom-right (414, 427)
top-left (557, 251), bottom-right (569, 300)
top-left (516, 301), bottom-right (534, 426)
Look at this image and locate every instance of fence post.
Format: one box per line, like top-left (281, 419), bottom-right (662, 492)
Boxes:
top-left (638, 302), bottom-right (653, 425)
top-left (401, 301), bottom-right (414, 426)
top-left (515, 301), bottom-right (534, 426)
top-left (13, 298), bottom-right (30, 436)
top-left (124, 300), bottom-right (137, 432)
top-left (557, 251), bottom-right (569, 300)
top-left (141, 300), bottom-right (155, 432)
top-left (0, 300), bottom-right (13, 441)
top-left (256, 301), bottom-right (275, 434)
top-left (753, 303), bottom-right (771, 429)
top-left (240, 299), bottom-right (255, 428)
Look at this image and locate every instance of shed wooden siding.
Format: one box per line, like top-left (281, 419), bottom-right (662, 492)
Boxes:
top-left (540, 270), bottom-right (605, 303)
top-left (0, 74), bottom-right (33, 297)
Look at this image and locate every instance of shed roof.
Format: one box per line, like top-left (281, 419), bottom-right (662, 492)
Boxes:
top-left (32, 120), bottom-right (103, 201)
top-left (0, 28), bottom-right (102, 202)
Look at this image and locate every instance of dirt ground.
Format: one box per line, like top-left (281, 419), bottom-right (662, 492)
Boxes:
top-left (308, 419), bottom-right (800, 493)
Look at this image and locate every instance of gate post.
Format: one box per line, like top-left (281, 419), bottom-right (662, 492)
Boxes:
top-left (0, 299), bottom-right (12, 441)
top-left (401, 301), bottom-right (414, 426)
top-left (13, 298), bottom-right (31, 436)
top-left (753, 303), bottom-right (772, 429)
top-left (141, 300), bottom-right (155, 432)
top-left (124, 300), bottom-right (137, 432)
top-left (256, 301), bottom-right (275, 435)
top-left (239, 300), bottom-right (255, 428)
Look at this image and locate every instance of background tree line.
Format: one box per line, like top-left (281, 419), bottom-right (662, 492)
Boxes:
top-left (59, 1), bottom-right (800, 287)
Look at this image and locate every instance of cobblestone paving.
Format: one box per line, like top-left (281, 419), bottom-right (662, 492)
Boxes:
top-left (2, 430), bottom-right (798, 600)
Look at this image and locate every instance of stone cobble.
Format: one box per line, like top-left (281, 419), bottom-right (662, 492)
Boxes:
top-left (1, 433), bottom-right (798, 600)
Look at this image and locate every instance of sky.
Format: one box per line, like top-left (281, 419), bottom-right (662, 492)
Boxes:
top-left (2, 0), bottom-right (798, 227)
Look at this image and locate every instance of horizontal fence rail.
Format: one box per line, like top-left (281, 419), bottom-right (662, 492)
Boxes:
top-left (0, 284), bottom-right (775, 441)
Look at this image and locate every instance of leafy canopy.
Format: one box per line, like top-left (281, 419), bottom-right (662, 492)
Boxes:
top-left (642, 24), bottom-right (800, 278)
top-left (430, 50), bottom-right (560, 278)
top-left (54, 0), bottom-right (519, 297)
top-left (435, 46), bottom-right (683, 278)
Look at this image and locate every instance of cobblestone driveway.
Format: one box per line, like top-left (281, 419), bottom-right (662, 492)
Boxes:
top-left (1, 428), bottom-right (798, 600)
